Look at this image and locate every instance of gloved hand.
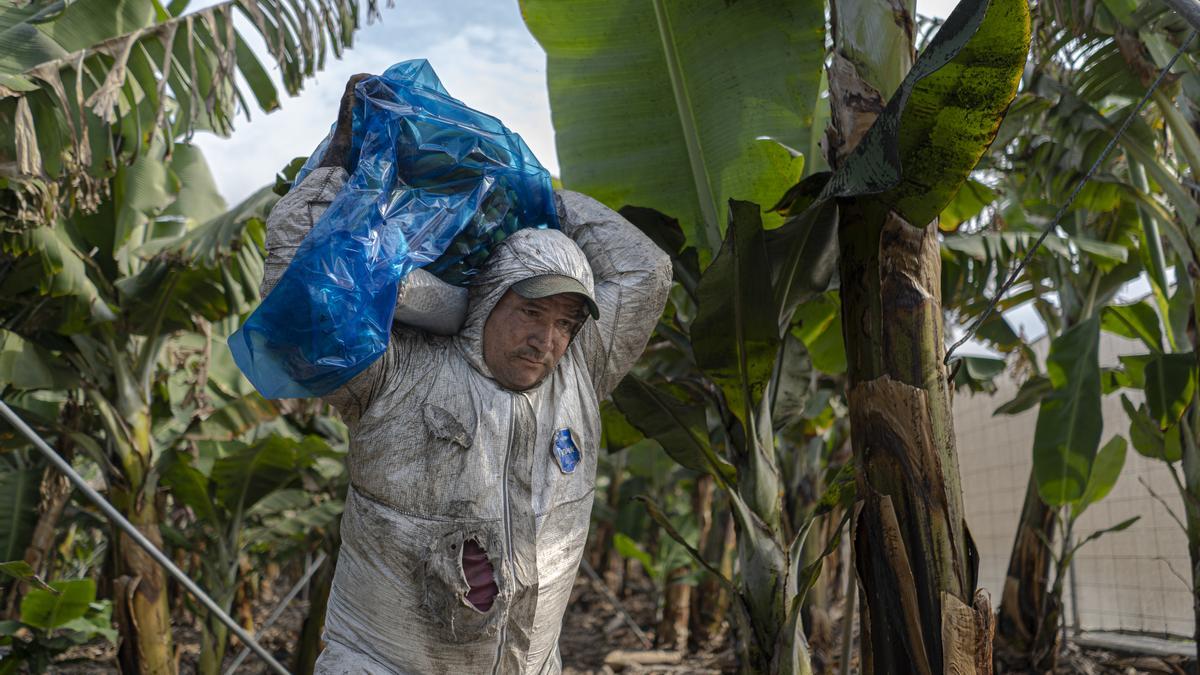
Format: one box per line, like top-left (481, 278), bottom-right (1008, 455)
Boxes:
top-left (319, 73), bottom-right (371, 170)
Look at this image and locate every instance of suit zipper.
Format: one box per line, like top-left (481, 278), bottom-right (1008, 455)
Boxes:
top-left (493, 395), bottom-right (518, 675)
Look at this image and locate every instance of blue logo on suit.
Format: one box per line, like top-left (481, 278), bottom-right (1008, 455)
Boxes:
top-left (551, 428), bottom-right (581, 474)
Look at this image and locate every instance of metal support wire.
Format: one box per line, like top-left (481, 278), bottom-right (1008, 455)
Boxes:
top-left (944, 29), bottom-right (1198, 364)
top-left (0, 400), bottom-right (291, 675)
top-left (224, 551), bottom-right (328, 674)
top-left (578, 558), bottom-right (652, 649)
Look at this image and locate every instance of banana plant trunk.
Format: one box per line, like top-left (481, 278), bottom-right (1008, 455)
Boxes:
top-left (1184, 391), bottom-right (1200, 661)
top-left (692, 507), bottom-right (734, 645)
top-left (837, 200), bottom-right (992, 673)
top-left (198, 580), bottom-right (237, 675)
top-left (113, 498), bottom-right (177, 675)
top-left (199, 620), bottom-right (229, 675)
top-left (4, 459), bottom-right (72, 617)
top-left (657, 567), bottom-right (691, 650)
top-left (995, 473), bottom-right (1059, 669)
top-left (828, 0), bottom-right (998, 668)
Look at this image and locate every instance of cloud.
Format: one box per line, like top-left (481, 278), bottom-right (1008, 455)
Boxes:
top-left (192, 0), bottom-right (556, 204)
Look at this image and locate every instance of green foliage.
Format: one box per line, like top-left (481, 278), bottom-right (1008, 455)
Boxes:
top-left (0, 579), bottom-right (116, 675)
top-left (952, 355), bottom-right (1007, 394)
top-left (994, 376), bottom-right (1052, 416)
top-left (554, 0), bottom-right (1031, 669)
top-left (521, 0), bottom-right (826, 246)
top-left (636, 495), bottom-right (740, 595)
top-left (19, 579), bottom-right (94, 630)
top-left (1101, 302), bottom-right (1164, 352)
top-left (813, 462), bottom-right (857, 518)
top-left (0, 462), bottom-right (41, 563)
top-left (1071, 436), bottom-right (1127, 519)
top-left (1069, 516), bottom-right (1140, 559)
top-left (160, 430), bottom-right (344, 673)
top-left (0, 0), bottom-right (370, 226)
top-left (938, 179), bottom-right (997, 232)
top-left (608, 196), bottom-right (853, 672)
top-left (0, 0), bottom-right (362, 668)
top-left (612, 375), bottom-right (735, 485)
top-left (1104, 299), bottom-right (1194, 464)
top-left (769, 335), bottom-right (820, 431)
top-left (162, 434), bottom-right (336, 536)
top-left (692, 201), bottom-right (779, 427)
top-left (1143, 353), bottom-right (1197, 430)
top-left (766, 174), bottom-right (840, 328)
top-left (0, 561), bottom-right (53, 593)
top-left (611, 532), bottom-right (659, 579)
top-left (822, 0), bottom-right (1029, 222)
top-left (242, 490), bottom-right (344, 555)
top-left (790, 297), bottom-right (847, 376)
top-left (0, 332), bottom-right (79, 390)
top-left (0, 226), bottom-right (114, 330)
top-left (599, 400), bottom-right (644, 451)
top-left (1033, 317), bottom-right (1102, 506)
top-left (1122, 394), bottom-right (1184, 463)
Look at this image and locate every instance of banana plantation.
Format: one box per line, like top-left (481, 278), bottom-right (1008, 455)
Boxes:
top-left (1, 0), bottom-right (1199, 671)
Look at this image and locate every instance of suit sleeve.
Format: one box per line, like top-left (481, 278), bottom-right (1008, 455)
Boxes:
top-left (555, 190), bottom-right (672, 398)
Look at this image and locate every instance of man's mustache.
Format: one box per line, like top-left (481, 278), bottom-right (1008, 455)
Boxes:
top-left (509, 348), bottom-right (548, 364)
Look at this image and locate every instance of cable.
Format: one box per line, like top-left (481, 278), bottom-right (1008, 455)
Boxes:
top-left (944, 30), bottom-right (1198, 364)
top-left (224, 551), bottom-right (328, 674)
top-left (0, 400), bottom-right (291, 675)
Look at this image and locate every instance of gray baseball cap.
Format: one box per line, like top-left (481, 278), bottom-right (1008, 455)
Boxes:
top-left (511, 274), bottom-right (600, 320)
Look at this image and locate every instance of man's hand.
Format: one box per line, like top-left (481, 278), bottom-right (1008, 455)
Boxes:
top-left (319, 73), bottom-right (372, 170)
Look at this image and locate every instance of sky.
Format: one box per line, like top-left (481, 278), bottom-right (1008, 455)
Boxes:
top-left (193, 0), bottom-right (557, 204)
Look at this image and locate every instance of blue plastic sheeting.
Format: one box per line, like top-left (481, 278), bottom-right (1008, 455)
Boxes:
top-left (229, 59), bottom-right (558, 400)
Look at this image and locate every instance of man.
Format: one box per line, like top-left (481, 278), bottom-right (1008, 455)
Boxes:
top-left (261, 76), bottom-right (672, 673)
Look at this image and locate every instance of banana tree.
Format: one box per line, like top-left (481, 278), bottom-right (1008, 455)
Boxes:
top-left (0, 0), bottom-right (370, 228)
top-left (592, 431), bottom-right (710, 651)
top-left (942, 0), bottom-right (1200, 659)
top-left (528, 0), bottom-right (1029, 668)
top-left (1, 0), bottom-right (368, 667)
top-left (1105, 295), bottom-right (1200, 654)
top-left (0, 354), bottom-right (84, 617)
top-left (0, 142), bottom-right (282, 672)
top-left (153, 308), bottom-right (347, 674)
top-left (816, 0), bottom-right (1029, 667)
top-left (162, 432), bottom-right (341, 674)
top-left (1064, 5), bottom-right (1200, 650)
top-left (1086, 4), bottom-right (1200, 657)
top-left (611, 193), bottom-right (1005, 673)
top-left (609, 200), bottom-right (851, 674)
top-left (941, 73), bottom-right (1158, 669)
top-left (990, 315), bottom-right (1142, 668)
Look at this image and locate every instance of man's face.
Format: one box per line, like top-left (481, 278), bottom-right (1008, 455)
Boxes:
top-left (482, 289), bottom-right (586, 391)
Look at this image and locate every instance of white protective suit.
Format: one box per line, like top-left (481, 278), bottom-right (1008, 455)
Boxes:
top-left (261, 167), bottom-right (672, 674)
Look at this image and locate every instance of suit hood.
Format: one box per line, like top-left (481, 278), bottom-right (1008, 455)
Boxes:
top-left (455, 226), bottom-right (595, 380)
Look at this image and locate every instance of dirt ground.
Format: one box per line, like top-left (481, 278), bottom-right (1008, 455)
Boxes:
top-left (42, 572), bottom-right (1196, 674)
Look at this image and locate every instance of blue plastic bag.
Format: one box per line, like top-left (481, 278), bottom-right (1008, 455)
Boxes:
top-left (229, 60), bottom-right (558, 400)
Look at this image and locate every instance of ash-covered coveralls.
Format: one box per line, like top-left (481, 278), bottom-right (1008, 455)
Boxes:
top-left (261, 167), bottom-right (672, 674)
